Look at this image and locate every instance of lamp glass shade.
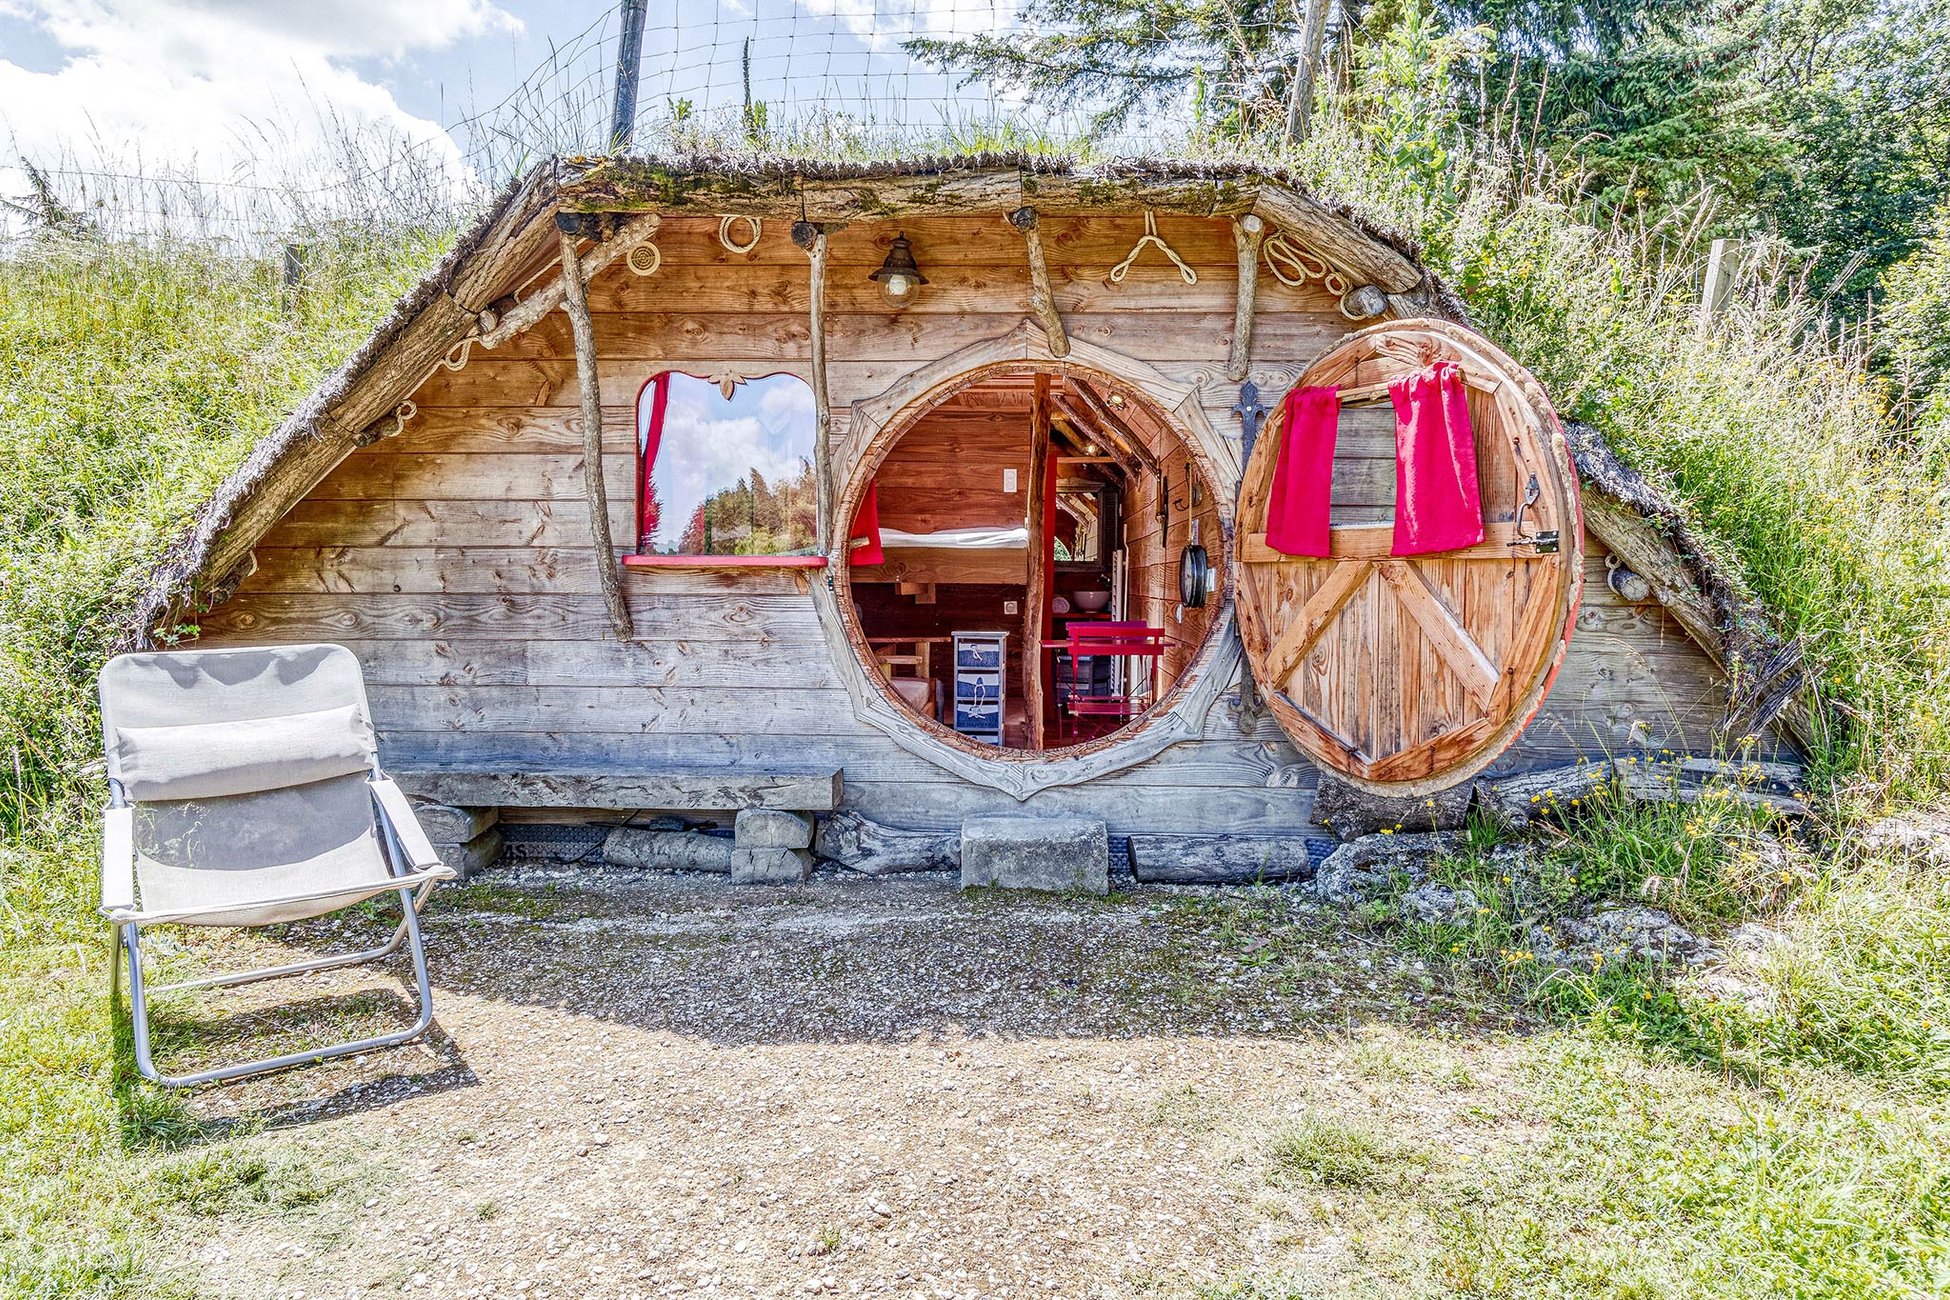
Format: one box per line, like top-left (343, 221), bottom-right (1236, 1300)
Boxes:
top-left (869, 234), bottom-right (927, 308)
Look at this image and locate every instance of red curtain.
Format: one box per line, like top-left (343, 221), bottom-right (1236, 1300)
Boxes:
top-left (1265, 385), bottom-right (1341, 557)
top-left (637, 372), bottom-right (672, 550)
top-left (848, 482), bottom-right (884, 564)
top-left (1390, 360), bottom-right (1484, 555)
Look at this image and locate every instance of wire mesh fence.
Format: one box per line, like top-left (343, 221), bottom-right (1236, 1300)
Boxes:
top-left (4, 0), bottom-right (1298, 247)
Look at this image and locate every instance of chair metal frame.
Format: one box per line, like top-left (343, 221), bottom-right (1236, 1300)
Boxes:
top-left (115, 779), bottom-right (447, 1088)
top-left (101, 642), bottom-right (455, 1088)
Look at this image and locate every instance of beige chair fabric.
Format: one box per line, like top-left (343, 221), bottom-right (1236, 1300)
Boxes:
top-left (132, 772), bottom-right (417, 926)
top-left (101, 645), bottom-right (376, 802)
top-left (98, 644), bottom-right (452, 926)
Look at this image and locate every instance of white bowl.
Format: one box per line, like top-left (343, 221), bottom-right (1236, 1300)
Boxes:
top-left (1071, 590), bottom-right (1111, 612)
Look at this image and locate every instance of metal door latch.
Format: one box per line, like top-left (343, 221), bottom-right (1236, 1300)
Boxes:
top-left (1509, 530), bottom-right (1561, 554)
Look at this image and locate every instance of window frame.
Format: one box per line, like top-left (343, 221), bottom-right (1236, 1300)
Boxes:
top-left (623, 369), bottom-right (829, 571)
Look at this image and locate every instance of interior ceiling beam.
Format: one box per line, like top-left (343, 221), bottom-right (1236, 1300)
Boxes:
top-left (1069, 379), bottom-right (1161, 477)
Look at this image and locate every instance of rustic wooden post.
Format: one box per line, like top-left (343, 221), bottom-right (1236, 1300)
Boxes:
top-left (479, 213), bottom-right (659, 350)
top-left (1228, 214), bottom-right (1264, 383)
top-left (555, 216), bottom-right (633, 640)
top-left (1009, 206), bottom-right (1070, 358)
top-left (793, 220), bottom-right (836, 554)
top-left (1023, 373), bottom-right (1052, 751)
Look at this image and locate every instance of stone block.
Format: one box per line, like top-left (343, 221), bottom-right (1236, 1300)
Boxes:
top-left (735, 808), bottom-right (814, 850)
top-left (433, 827), bottom-right (503, 883)
top-left (731, 845), bottom-right (814, 885)
top-left (410, 801), bottom-right (498, 844)
top-left (604, 827), bottom-right (734, 873)
top-left (960, 816), bottom-right (1108, 895)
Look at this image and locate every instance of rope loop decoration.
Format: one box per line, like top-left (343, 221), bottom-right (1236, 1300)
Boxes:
top-left (1262, 229), bottom-right (1350, 298)
top-left (1110, 209), bottom-right (1197, 285)
top-left (718, 214), bottom-right (763, 255)
top-left (626, 240), bottom-right (662, 276)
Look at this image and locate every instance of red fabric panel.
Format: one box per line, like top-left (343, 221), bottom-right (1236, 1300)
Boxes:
top-left (637, 373), bottom-right (672, 550)
top-left (1390, 360), bottom-right (1484, 555)
top-left (1041, 453), bottom-right (1059, 643)
top-left (1265, 385), bottom-right (1341, 557)
top-left (848, 482), bottom-right (884, 565)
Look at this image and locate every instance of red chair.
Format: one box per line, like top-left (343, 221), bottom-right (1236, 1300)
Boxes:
top-left (1049, 621), bottom-right (1166, 739)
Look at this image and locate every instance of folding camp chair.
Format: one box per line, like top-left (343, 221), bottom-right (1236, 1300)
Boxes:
top-left (98, 644), bottom-right (455, 1087)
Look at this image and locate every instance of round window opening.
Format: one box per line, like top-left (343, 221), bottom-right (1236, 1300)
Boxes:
top-left (836, 364), bottom-right (1226, 757)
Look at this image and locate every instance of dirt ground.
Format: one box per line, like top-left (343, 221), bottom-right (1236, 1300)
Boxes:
top-left (151, 867), bottom-right (1531, 1300)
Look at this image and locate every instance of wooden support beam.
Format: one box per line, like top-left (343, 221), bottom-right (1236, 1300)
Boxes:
top-left (1009, 206), bottom-right (1070, 358)
top-left (1228, 214), bottom-right (1264, 383)
top-left (479, 212), bottom-right (660, 350)
top-left (1070, 378), bottom-right (1161, 477)
top-left (555, 220), bottom-right (634, 640)
top-left (794, 220), bottom-right (837, 553)
top-left (1051, 397), bottom-right (1140, 476)
top-left (392, 766), bottom-right (844, 812)
top-left (1024, 373), bottom-right (1052, 752)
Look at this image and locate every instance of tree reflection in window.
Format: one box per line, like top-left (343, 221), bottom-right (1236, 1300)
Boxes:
top-left (636, 371), bottom-right (820, 556)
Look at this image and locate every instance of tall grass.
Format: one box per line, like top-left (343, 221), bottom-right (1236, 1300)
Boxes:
top-left (1284, 65), bottom-right (1950, 808)
top-left (0, 206), bottom-right (453, 1295)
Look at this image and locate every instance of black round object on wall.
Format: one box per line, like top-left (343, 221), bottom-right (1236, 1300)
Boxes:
top-left (1179, 543), bottom-right (1212, 608)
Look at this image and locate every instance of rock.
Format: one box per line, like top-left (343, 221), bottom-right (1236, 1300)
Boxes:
top-left (1312, 832), bottom-right (1457, 906)
top-left (1527, 905), bottom-right (1716, 969)
top-left (813, 811), bottom-right (959, 875)
top-left (409, 801), bottom-right (498, 844)
top-left (1855, 809), bottom-right (1950, 869)
top-left (1127, 834), bottom-right (1313, 885)
top-left (603, 827), bottom-right (734, 873)
top-left (1399, 882), bottom-right (1479, 925)
top-left (731, 846), bottom-right (814, 885)
top-left (960, 816), bottom-right (1109, 895)
top-left (1312, 773), bottom-right (1471, 840)
top-left (1615, 756), bottom-right (1810, 817)
top-left (1475, 762), bottom-right (1614, 829)
top-left (433, 827), bottom-right (503, 882)
top-left (734, 808), bottom-right (814, 850)
top-left (1487, 841), bottom-right (1562, 918)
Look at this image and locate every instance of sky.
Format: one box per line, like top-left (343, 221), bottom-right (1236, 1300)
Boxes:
top-left (0, 0), bottom-right (1026, 228)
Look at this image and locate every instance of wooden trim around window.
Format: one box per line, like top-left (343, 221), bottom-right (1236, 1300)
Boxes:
top-left (622, 554), bottom-right (829, 570)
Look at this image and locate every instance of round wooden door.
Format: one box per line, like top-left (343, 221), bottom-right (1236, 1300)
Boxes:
top-left (1234, 319), bottom-right (1583, 794)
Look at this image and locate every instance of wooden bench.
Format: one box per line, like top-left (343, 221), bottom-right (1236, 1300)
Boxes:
top-left (391, 767), bottom-right (844, 813)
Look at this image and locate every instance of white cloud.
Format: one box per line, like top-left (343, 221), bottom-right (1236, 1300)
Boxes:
top-left (0, 0), bottom-right (520, 217)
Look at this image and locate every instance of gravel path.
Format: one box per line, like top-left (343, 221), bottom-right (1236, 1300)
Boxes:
top-left (158, 868), bottom-right (1524, 1299)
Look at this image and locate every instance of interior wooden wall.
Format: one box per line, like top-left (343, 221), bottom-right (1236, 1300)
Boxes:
top-left (195, 211), bottom-right (1788, 834)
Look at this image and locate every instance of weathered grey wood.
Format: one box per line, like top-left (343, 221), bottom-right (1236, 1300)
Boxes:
top-left (1128, 834), bottom-right (1314, 884)
top-left (1253, 184), bottom-right (1421, 294)
top-left (1339, 285), bottom-right (1389, 320)
top-left (1311, 772), bottom-right (1472, 839)
top-left (196, 591), bottom-right (826, 642)
top-left (1227, 214), bottom-right (1264, 382)
top-left (1474, 762), bottom-right (1614, 828)
top-left (392, 767), bottom-right (845, 811)
top-left (813, 810), bottom-right (960, 875)
top-left (367, 684), bottom-right (861, 734)
top-left (555, 224), bottom-right (633, 640)
top-left (265, 498), bottom-right (634, 548)
top-left (1616, 755), bottom-right (1809, 817)
top-left (334, 637), bottom-right (849, 690)
top-left (603, 826), bottom-right (734, 872)
top-left (1010, 206), bottom-right (1070, 358)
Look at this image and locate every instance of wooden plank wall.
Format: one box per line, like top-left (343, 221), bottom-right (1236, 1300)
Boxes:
top-left (196, 211), bottom-right (1784, 835)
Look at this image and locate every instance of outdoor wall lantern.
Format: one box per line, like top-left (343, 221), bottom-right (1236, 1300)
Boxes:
top-left (871, 233), bottom-right (928, 307)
